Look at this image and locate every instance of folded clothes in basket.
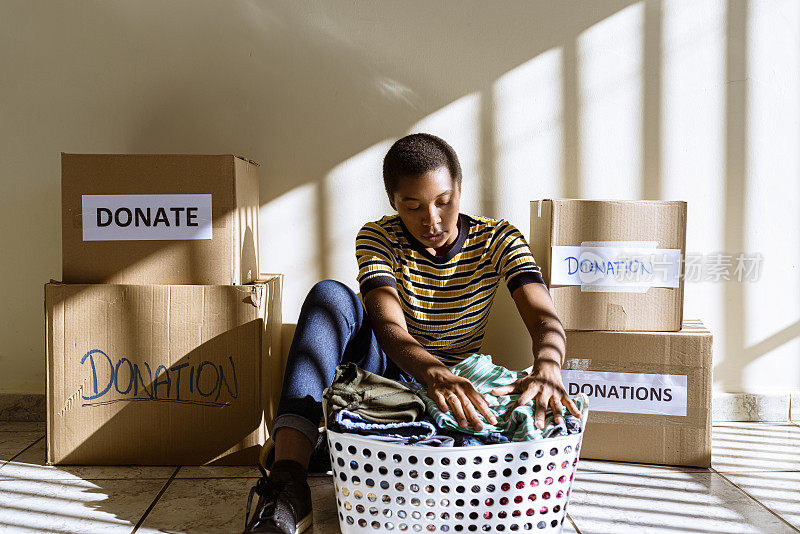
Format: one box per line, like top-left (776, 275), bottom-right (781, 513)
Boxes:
top-left (413, 353), bottom-right (585, 442)
top-left (331, 409), bottom-right (436, 440)
top-left (323, 362), bottom-right (425, 423)
top-left (330, 410), bottom-right (521, 447)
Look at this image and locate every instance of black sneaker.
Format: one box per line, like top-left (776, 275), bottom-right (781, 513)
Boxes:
top-left (244, 462), bottom-right (313, 534)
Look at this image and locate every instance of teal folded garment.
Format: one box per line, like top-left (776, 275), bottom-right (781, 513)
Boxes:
top-left (413, 353), bottom-right (585, 441)
top-left (323, 362), bottom-right (425, 423)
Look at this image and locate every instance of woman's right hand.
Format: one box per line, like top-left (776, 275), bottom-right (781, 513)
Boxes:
top-left (424, 366), bottom-right (498, 431)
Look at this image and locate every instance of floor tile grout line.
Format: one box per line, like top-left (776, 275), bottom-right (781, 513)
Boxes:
top-left (566, 512), bottom-right (583, 534)
top-left (709, 466), bottom-right (800, 533)
top-left (131, 465), bottom-right (181, 534)
top-left (0, 434), bottom-right (45, 471)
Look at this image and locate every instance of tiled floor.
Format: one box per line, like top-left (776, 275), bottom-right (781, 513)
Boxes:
top-left (0, 421), bottom-right (798, 533)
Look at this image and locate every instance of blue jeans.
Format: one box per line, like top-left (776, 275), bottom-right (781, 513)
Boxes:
top-left (273, 279), bottom-right (414, 446)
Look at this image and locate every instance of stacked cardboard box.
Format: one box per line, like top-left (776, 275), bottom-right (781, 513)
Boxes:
top-left (46, 154), bottom-right (281, 465)
top-left (531, 200), bottom-right (712, 467)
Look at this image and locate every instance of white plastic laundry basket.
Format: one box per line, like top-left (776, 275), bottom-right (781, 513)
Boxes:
top-left (326, 393), bottom-right (589, 533)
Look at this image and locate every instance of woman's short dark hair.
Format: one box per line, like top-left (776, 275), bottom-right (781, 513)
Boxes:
top-left (383, 133), bottom-right (462, 200)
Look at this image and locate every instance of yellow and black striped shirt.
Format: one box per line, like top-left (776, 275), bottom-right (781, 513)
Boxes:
top-left (355, 213), bottom-right (544, 365)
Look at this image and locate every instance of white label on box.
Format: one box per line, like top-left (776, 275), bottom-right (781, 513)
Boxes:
top-left (550, 241), bottom-right (682, 292)
top-left (82, 194), bottom-right (213, 241)
top-left (561, 369), bottom-right (687, 416)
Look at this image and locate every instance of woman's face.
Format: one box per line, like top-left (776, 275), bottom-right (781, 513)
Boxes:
top-left (391, 166), bottom-right (461, 254)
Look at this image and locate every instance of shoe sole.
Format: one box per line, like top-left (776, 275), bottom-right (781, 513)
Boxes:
top-left (295, 512), bottom-right (313, 534)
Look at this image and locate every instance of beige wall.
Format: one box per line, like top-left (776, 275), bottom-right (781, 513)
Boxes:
top-left (1, 1), bottom-right (798, 395)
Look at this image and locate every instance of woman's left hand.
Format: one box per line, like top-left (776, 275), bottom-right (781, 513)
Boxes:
top-left (489, 360), bottom-right (581, 429)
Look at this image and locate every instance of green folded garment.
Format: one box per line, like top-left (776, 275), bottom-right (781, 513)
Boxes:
top-left (323, 362), bottom-right (424, 423)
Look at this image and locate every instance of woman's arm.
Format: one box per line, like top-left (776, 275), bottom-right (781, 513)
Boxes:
top-left (490, 282), bottom-right (582, 427)
top-left (364, 286), bottom-right (497, 431)
top-left (511, 282), bottom-right (566, 368)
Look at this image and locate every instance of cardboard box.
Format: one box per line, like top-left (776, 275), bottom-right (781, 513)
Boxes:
top-left (562, 320), bottom-right (712, 467)
top-left (45, 275), bottom-right (283, 465)
top-left (61, 153), bottom-right (260, 285)
top-left (531, 199), bottom-right (686, 331)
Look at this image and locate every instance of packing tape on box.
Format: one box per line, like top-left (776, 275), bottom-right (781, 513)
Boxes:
top-left (561, 361), bottom-right (708, 428)
top-left (236, 284), bottom-right (264, 308)
top-left (550, 241), bottom-right (683, 293)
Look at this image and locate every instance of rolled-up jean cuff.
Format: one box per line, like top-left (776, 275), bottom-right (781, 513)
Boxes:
top-left (272, 413), bottom-right (320, 448)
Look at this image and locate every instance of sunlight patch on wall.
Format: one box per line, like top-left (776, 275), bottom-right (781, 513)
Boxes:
top-left (492, 47), bottom-right (563, 238)
top-left (578, 3), bottom-right (644, 199)
top-left (742, 0), bottom-right (800, 390)
top-left (259, 182), bottom-right (321, 322)
top-left (323, 140), bottom-right (395, 289)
